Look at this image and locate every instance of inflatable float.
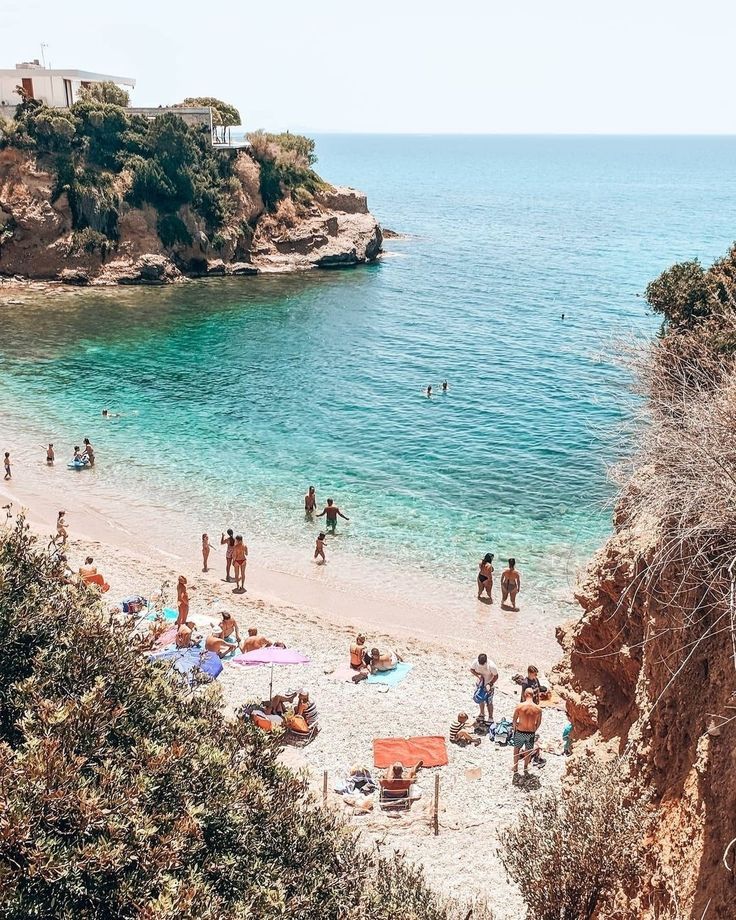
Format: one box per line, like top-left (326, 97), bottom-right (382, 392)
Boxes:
top-left (67, 459), bottom-right (91, 470)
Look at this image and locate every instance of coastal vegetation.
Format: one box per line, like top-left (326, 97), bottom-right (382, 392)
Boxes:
top-left (0, 517), bottom-right (482, 920)
top-left (176, 97), bottom-right (241, 127)
top-left (247, 130), bottom-right (327, 210)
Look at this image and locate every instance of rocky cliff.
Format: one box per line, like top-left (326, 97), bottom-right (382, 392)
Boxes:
top-left (0, 147), bottom-right (382, 284)
top-left (555, 290), bottom-right (736, 916)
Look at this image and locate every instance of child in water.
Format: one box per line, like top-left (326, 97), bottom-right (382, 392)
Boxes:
top-left (314, 532), bottom-right (327, 564)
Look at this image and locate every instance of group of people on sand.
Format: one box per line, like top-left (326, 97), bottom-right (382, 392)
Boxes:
top-left (199, 530), bottom-right (248, 593)
top-left (477, 553), bottom-right (521, 609)
top-left (174, 596), bottom-right (284, 660)
top-left (348, 632), bottom-right (403, 682)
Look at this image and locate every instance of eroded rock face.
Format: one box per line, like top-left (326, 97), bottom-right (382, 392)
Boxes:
top-left (554, 500), bottom-right (736, 918)
top-left (0, 149), bottom-right (382, 284)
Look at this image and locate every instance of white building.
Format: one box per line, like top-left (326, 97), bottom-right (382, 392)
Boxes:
top-left (0, 61), bottom-right (135, 111)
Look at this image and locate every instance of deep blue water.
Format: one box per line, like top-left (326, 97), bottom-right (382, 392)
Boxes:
top-left (2, 135), bottom-right (736, 608)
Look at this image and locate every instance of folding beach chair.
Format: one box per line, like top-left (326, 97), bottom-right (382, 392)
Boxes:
top-left (379, 778), bottom-right (413, 811)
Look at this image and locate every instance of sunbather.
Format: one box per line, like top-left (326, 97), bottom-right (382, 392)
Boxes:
top-left (450, 712), bottom-right (481, 746)
top-left (380, 760), bottom-right (424, 802)
top-left (350, 633), bottom-right (370, 670)
top-left (78, 556), bottom-right (97, 578)
top-left (241, 627), bottom-right (272, 652)
top-left (295, 691), bottom-right (319, 727)
top-left (369, 647), bottom-right (403, 673)
top-left (176, 621), bottom-right (199, 649)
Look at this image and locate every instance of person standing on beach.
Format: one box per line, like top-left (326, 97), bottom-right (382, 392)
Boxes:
top-left (201, 533), bottom-right (211, 572)
top-left (176, 575), bottom-right (190, 626)
top-left (317, 498), bottom-right (349, 533)
top-left (46, 444), bottom-right (55, 465)
top-left (3, 452), bottom-right (11, 480)
top-left (501, 558), bottom-right (521, 610)
top-left (314, 531), bottom-right (327, 564)
top-left (512, 688), bottom-right (546, 777)
top-left (221, 529), bottom-right (235, 582)
top-left (232, 535), bottom-right (248, 593)
top-left (56, 510), bottom-right (68, 545)
top-left (82, 438), bottom-right (95, 466)
top-left (304, 486), bottom-right (317, 516)
top-left (477, 553), bottom-right (494, 601)
top-left (470, 652), bottom-right (498, 724)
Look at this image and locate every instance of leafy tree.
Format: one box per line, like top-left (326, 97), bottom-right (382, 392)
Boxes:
top-left (77, 81), bottom-right (130, 107)
top-left (178, 96), bottom-right (241, 127)
top-left (646, 259), bottom-right (710, 329)
top-left (0, 518), bottom-right (470, 919)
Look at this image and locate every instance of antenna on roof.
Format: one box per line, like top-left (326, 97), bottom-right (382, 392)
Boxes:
top-left (40, 43), bottom-right (48, 69)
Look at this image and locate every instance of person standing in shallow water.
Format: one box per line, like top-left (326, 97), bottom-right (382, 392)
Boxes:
top-left (82, 438), bottom-right (95, 466)
top-left (304, 486), bottom-right (317, 516)
top-left (501, 558), bottom-right (521, 610)
top-left (3, 452), bottom-right (11, 480)
top-left (477, 552), bottom-right (494, 601)
top-left (317, 498), bottom-right (349, 533)
top-left (46, 443), bottom-right (55, 465)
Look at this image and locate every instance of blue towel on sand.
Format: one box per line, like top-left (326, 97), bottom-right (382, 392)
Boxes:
top-left (367, 662), bottom-right (413, 687)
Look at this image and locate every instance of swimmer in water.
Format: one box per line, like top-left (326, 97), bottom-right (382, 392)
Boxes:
top-left (314, 531), bottom-right (327, 564)
top-left (426, 385), bottom-right (432, 398)
top-left (442, 380), bottom-right (448, 393)
top-left (317, 498), bottom-right (349, 533)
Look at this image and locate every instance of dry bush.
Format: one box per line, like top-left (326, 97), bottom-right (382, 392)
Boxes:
top-left (499, 763), bottom-right (645, 920)
top-left (274, 195), bottom-right (298, 229)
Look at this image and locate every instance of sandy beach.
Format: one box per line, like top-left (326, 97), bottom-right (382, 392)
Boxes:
top-left (0, 451), bottom-right (570, 919)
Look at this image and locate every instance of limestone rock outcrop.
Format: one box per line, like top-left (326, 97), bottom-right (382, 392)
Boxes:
top-left (0, 151), bottom-right (382, 284)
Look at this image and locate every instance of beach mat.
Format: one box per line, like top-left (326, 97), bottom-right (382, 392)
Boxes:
top-left (330, 664), bottom-right (359, 683)
top-left (152, 625), bottom-right (178, 649)
top-left (373, 736), bottom-right (448, 768)
top-left (367, 662), bottom-right (413, 687)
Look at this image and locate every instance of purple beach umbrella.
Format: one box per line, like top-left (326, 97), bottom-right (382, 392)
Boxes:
top-left (231, 646), bottom-right (310, 698)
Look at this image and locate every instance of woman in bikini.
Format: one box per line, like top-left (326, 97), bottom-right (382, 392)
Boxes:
top-left (201, 533), bottom-right (211, 572)
top-left (221, 529), bottom-right (235, 582)
top-left (501, 558), bottom-right (521, 611)
top-left (56, 511), bottom-right (68, 545)
top-left (477, 552), bottom-right (494, 601)
top-left (232, 535), bottom-right (248, 593)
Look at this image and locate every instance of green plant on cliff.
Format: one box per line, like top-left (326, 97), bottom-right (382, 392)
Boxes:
top-left (0, 518), bottom-right (483, 920)
top-left (499, 764), bottom-right (645, 920)
top-left (247, 129), bottom-right (325, 210)
top-left (177, 97), bottom-right (241, 126)
top-left (2, 99), bottom-right (240, 251)
top-left (77, 81), bottom-right (131, 107)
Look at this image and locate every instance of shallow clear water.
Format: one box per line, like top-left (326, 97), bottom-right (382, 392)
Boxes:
top-left (3, 135), bottom-right (736, 611)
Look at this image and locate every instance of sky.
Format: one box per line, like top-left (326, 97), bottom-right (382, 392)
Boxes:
top-left (4, 0), bottom-right (736, 134)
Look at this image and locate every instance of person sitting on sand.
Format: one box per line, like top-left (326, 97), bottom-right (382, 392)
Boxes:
top-left (205, 633), bottom-right (238, 658)
top-left (176, 575), bottom-right (190, 627)
top-left (501, 558), bottom-right (521, 610)
top-left (350, 633), bottom-right (370, 670)
top-left (477, 552), bottom-right (494, 601)
top-left (512, 688), bottom-right (546, 777)
top-left (218, 610), bottom-right (241, 647)
top-left (519, 664), bottom-right (549, 704)
top-left (369, 646), bottom-right (403, 673)
top-left (314, 531), bottom-right (327, 564)
top-left (317, 498), bottom-right (349, 533)
top-left (176, 620), bottom-right (200, 649)
top-left (304, 485), bottom-right (317, 515)
top-left (78, 556), bottom-right (97, 578)
top-left (201, 533), bottom-right (211, 572)
top-left (241, 627), bottom-right (272, 653)
top-left (450, 712), bottom-right (481, 746)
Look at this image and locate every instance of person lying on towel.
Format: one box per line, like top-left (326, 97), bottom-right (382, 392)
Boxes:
top-left (369, 647), bottom-right (404, 673)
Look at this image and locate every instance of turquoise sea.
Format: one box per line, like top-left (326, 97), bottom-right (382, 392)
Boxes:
top-left (3, 136), bottom-right (736, 620)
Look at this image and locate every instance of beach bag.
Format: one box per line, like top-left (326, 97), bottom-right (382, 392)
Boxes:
top-left (494, 718), bottom-right (514, 745)
top-left (473, 680), bottom-right (490, 705)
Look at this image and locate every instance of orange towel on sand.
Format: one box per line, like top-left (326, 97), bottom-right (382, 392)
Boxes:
top-left (373, 736), bottom-right (448, 768)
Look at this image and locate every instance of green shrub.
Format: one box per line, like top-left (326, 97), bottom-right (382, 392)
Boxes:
top-left (499, 763), bottom-right (644, 920)
top-left (0, 519), bottom-right (472, 920)
top-left (247, 130), bottom-right (324, 210)
top-left (178, 96), bottom-right (241, 126)
top-left (157, 213), bottom-right (192, 248)
top-left (69, 227), bottom-right (112, 255)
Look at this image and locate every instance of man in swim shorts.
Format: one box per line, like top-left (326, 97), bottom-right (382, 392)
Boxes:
top-left (317, 498), bottom-right (349, 533)
top-left (512, 688), bottom-right (546, 776)
top-left (304, 486), bottom-right (317, 515)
